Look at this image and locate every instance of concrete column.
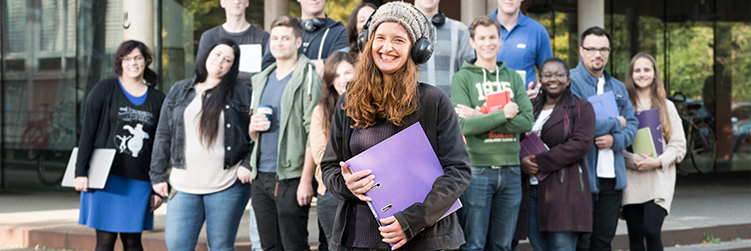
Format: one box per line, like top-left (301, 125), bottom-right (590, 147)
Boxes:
top-left (461, 1), bottom-right (485, 26)
top-left (122, 0), bottom-right (154, 50)
top-left (265, 0), bottom-right (289, 32)
top-left (577, 0), bottom-right (604, 44)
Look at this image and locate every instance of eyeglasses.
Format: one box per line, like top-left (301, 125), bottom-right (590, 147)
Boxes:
top-left (541, 71), bottom-right (567, 81)
top-left (582, 47), bottom-right (611, 55)
top-left (122, 55), bottom-right (145, 62)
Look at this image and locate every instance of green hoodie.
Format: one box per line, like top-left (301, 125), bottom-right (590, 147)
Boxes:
top-left (250, 54), bottom-right (322, 180)
top-left (450, 60), bottom-right (533, 167)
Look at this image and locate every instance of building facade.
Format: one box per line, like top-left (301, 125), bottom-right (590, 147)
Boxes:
top-left (1, 0), bottom-right (749, 190)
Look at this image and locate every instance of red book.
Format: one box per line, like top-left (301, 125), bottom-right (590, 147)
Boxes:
top-left (480, 90), bottom-right (511, 114)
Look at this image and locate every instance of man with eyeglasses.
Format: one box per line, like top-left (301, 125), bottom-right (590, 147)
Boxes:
top-left (569, 27), bottom-right (638, 251)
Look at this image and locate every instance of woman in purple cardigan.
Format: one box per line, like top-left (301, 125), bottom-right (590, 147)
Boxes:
top-left (516, 58), bottom-right (597, 251)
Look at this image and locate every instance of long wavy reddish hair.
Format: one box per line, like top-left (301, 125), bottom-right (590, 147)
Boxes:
top-left (625, 52), bottom-right (672, 142)
top-left (344, 32), bottom-right (420, 128)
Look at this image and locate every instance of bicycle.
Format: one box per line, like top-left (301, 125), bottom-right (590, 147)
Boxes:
top-left (669, 92), bottom-right (716, 173)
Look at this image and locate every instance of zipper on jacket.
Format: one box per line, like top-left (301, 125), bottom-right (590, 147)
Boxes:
top-left (560, 168), bottom-right (565, 183)
top-left (578, 165), bottom-right (585, 191)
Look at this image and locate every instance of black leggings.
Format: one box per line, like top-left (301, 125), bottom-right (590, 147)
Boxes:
top-left (95, 230), bottom-right (143, 251)
top-left (622, 201), bottom-right (667, 251)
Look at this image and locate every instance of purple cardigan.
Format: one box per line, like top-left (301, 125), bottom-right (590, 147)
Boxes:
top-left (515, 92), bottom-right (596, 239)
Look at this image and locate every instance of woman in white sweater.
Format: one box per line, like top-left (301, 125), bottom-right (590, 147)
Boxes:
top-left (622, 53), bottom-right (687, 251)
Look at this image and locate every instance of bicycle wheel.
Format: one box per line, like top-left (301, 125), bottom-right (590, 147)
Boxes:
top-left (37, 150), bottom-right (69, 186)
top-left (689, 122), bottom-right (716, 173)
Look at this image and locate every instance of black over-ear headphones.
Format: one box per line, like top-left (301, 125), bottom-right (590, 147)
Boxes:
top-left (356, 7), bottom-right (434, 65)
top-left (301, 18), bottom-right (326, 33)
top-left (432, 12), bottom-right (446, 27)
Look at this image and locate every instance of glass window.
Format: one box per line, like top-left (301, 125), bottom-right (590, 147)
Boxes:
top-left (1, 0), bottom-right (128, 190)
top-left (2, 0), bottom-right (81, 190)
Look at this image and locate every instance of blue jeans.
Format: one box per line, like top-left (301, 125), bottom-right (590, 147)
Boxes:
top-left (528, 185), bottom-right (578, 251)
top-left (249, 199), bottom-right (263, 251)
top-left (458, 166), bottom-right (522, 251)
top-left (165, 180), bottom-right (250, 251)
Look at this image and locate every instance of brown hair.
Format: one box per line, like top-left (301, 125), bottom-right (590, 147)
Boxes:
top-left (320, 52), bottom-right (355, 134)
top-left (113, 40), bottom-right (157, 86)
top-left (625, 52), bottom-right (672, 142)
top-left (469, 16), bottom-right (501, 39)
top-left (344, 36), bottom-right (420, 128)
top-left (347, 2), bottom-right (378, 59)
top-left (270, 15), bottom-right (302, 38)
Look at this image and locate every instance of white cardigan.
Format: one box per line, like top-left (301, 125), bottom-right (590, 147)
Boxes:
top-left (622, 99), bottom-right (687, 214)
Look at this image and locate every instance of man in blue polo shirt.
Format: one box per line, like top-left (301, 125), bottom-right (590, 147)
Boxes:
top-left (490, 0), bottom-right (553, 99)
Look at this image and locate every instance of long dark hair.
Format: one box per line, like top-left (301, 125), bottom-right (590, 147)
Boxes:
top-left (193, 38), bottom-right (240, 147)
top-left (347, 2), bottom-right (377, 59)
top-left (533, 58), bottom-right (578, 135)
top-left (319, 52), bottom-right (355, 134)
top-left (113, 40), bottom-right (157, 85)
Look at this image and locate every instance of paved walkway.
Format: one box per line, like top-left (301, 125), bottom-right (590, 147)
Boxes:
top-left (1, 170), bottom-right (749, 251)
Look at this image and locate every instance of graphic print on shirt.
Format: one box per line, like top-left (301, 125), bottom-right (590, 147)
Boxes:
top-left (473, 80), bottom-right (517, 143)
top-left (114, 107), bottom-right (154, 158)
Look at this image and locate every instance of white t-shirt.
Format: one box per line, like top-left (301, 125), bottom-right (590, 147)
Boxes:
top-left (595, 76), bottom-right (616, 178)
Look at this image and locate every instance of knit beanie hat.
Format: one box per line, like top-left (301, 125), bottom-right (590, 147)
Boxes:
top-left (367, 1), bottom-right (430, 44)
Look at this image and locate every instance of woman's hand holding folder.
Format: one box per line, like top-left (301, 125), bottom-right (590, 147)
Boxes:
top-left (379, 216), bottom-right (407, 250)
top-left (340, 161), bottom-right (374, 202)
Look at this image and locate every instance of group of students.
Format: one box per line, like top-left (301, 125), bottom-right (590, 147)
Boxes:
top-left (70, 0), bottom-right (687, 251)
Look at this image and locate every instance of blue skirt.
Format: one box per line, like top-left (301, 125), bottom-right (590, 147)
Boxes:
top-left (79, 174), bottom-right (154, 233)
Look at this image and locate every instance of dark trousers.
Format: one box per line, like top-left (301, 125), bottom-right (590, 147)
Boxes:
top-left (623, 201), bottom-right (667, 251)
top-left (577, 178), bottom-right (622, 251)
top-left (252, 172), bottom-right (311, 251)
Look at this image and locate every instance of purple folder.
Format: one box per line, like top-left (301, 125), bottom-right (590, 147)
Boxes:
top-left (520, 133), bottom-right (551, 181)
top-left (629, 108), bottom-right (664, 155)
top-left (587, 91), bottom-right (619, 118)
top-left (345, 122), bottom-right (462, 245)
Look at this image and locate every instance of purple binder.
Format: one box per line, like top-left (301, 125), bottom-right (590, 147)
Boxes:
top-left (587, 91), bottom-right (619, 118)
top-left (520, 133), bottom-right (551, 181)
top-left (345, 122), bottom-right (462, 245)
top-left (629, 108), bottom-right (664, 155)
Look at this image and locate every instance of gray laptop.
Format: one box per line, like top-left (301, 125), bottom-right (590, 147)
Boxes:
top-left (61, 148), bottom-right (116, 189)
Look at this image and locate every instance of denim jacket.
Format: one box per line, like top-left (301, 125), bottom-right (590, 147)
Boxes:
top-left (149, 78), bottom-right (253, 184)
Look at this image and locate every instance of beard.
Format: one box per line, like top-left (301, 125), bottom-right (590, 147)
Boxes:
top-left (591, 64), bottom-right (604, 72)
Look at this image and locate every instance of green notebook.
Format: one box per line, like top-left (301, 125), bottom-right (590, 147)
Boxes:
top-left (632, 127), bottom-right (658, 158)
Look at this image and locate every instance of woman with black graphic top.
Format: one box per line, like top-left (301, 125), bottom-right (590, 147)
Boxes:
top-left (74, 40), bottom-right (166, 251)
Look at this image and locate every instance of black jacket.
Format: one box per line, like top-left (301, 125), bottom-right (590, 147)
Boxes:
top-left (75, 78), bottom-right (166, 181)
top-left (321, 83), bottom-right (471, 251)
top-left (149, 78), bottom-right (252, 184)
